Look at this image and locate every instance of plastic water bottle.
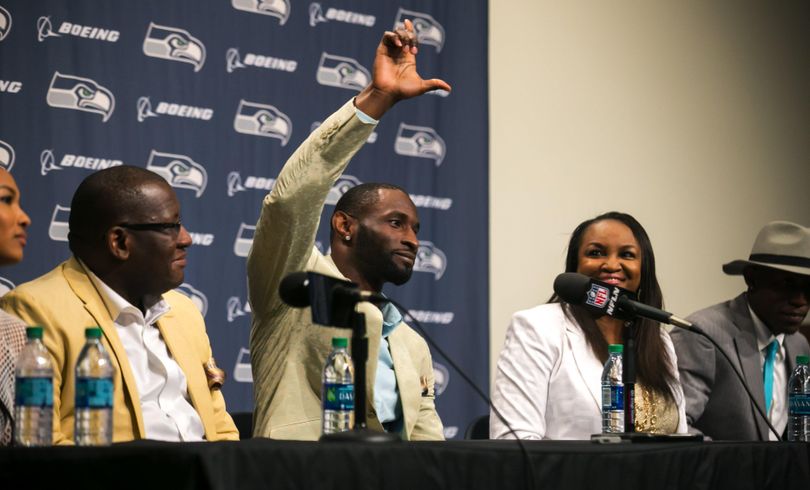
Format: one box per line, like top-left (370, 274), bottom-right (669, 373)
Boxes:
top-left (787, 355), bottom-right (810, 442)
top-left (74, 327), bottom-right (114, 446)
top-left (14, 326), bottom-right (53, 446)
top-left (322, 337), bottom-right (354, 435)
top-left (601, 344), bottom-right (625, 433)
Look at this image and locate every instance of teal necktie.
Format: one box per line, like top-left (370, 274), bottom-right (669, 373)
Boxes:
top-left (763, 340), bottom-right (778, 414)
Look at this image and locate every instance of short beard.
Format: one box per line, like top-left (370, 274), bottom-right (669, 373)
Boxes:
top-left (354, 225), bottom-right (414, 288)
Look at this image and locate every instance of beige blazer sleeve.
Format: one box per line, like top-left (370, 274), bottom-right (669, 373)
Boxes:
top-left (247, 99), bottom-right (375, 322)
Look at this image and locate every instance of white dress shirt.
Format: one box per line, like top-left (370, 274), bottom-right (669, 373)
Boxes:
top-left (83, 262), bottom-right (205, 441)
top-left (748, 304), bottom-right (787, 441)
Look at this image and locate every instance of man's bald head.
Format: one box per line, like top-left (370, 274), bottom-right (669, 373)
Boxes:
top-left (68, 165), bottom-right (170, 255)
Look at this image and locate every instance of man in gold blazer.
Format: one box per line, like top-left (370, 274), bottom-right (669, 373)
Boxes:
top-left (1, 167), bottom-right (238, 444)
top-left (248, 21), bottom-right (449, 440)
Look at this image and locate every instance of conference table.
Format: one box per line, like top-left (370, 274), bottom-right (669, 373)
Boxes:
top-left (1, 438), bottom-right (808, 489)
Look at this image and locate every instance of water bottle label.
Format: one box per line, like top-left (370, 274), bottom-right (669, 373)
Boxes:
top-left (323, 383), bottom-right (354, 410)
top-left (789, 394), bottom-right (810, 416)
top-left (15, 377), bottom-right (53, 407)
top-left (75, 377), bottom-right (113, 409)
top-left (602, 384), bottom-right (624, 410)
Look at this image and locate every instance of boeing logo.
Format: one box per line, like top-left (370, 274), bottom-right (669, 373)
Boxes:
top-left (175, 283), bottom-right (208, 317)
top-left (136, 97), bottom-right (157, 122)
top-left (232, 0), bottom-right (290, 25)
top-left (325, 175), bottom-right (362, 205)
top-left (226, 48), bottom-right (297, 74)
top-left (414, 241), bottom-right (447, 280)
top-left (46, 72), bottom-right (115, 122)
top-left (189, 231), bottom-right (215, 247)
top-left (146, 150), bottom-right (207, 198)
top-left (0, 140), bottom-right (14, 171)
top-left (49, 204), bottom-right (70, 242)
top-left (40, 150), bottom-right (59, 176)
top-left (36, 16), bottom-right (60, 42)
top-left (311, 120), bottom-right (376, 143)
top-left (227, 171), bottom-right (276, 197)
top-left (394, 9), bottom-right (445, 53)
top-left (0, 80), bottom-right (22, 93)
top-left (40, 149), bottom-right (123, 176)
top-left (143, 23), bottom-right (206, 72)
top-left (409, 194), bottom-right (453, 211)
top-left (433, 361), bottom-right (450, 396)
top-left (394, 123), bottom-right (446, 166)
top-left (233, 223), bottom-right (256, 257)
top-left (309, 3), bottom-right (375, 27)
top-left (37, 16), bottom-right (120, 43)
top-left (316, 52), bottom-right (370, 91)
top-left (0, 277), bottom-right (15, 296)
top-left (0, 6), bottom-right (11, 42)
top-left (226, 296), bottom-right (252, 322)
top-left (137, 96), bottom-right (213, 122)
top-left (234, 100), bottom-right (292, 146)
top-left (408, 310), bottom-right (455, 325)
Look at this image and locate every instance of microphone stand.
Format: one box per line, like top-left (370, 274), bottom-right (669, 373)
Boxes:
top-left (321, 308), bottom-right (399, 443)
top-left (622, 320), bottom-right (637, 433)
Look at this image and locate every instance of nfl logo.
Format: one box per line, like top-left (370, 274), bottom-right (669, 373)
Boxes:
top-left (586, 284), bottom-right (609, 308)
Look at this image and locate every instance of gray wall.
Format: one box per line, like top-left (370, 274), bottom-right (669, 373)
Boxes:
top-left (489, 2), bottom-right (810, 374)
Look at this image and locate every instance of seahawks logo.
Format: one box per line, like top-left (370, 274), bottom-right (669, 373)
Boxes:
top-left (393, 9), bottom-right (445, 53)
top-left (325, 175), bottom-right (362, 206)
top-left (316, 52), bottom-right (370, 91)
top-left (49, 204), bottom-right (71, 242)
top-left (394, 123), bottom-right (446, 166)
top-left (233, 100), bottom-right (292, 146)
top-left (414, 241), bottom-right (447, 280)
top-left (232, 0), bottom-right (290, 25)
top-left (146, 150), bottom-right (208, 198)
top-left (0, 140), bottom-right (14, 171)
top-left (46, 72), bottom-right (115, 122)
top-left (0, 276), bottom-right (15, 296)
top-left (234, 347), bottom-right (253, 383)
top-left (175, 283), bottom-right (209, 317)
top-left (432, 361), bottom-right (450, 396)
top-left (143, 23), bottom-right (206, 72)
top-left (0, 6), bottom-right (11, 42)
top-left (233, 223), bottom-right (256, 257)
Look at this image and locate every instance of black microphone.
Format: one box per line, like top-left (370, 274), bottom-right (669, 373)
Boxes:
top-left (281, 273), bottom-right (537, 481)
top-left (279, 271), bottom-right (387, 308)
top-left (553, 272), bottom-right (694, 330)
top-left (279, 271), bottom-right (311, 307)
top-left (553, 272), bottom-right (782, 440)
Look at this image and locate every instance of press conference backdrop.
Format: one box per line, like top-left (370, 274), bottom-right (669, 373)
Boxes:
top-left (0, 1), bottom-right (489, 439)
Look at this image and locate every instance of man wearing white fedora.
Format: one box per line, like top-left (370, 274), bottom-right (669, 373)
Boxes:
top-left (671, 221), bottom-right (810, 440)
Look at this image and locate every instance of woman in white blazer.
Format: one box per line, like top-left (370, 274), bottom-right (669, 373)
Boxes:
top-left (490, 212), bottom-right (687, 440)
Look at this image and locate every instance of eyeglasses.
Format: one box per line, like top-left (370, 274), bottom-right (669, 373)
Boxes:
top-left (119, 222), bottom-right (182, 234)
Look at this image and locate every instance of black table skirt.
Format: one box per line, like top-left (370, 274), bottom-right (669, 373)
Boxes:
top-left (1, 439), bottom-right (808, 490)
